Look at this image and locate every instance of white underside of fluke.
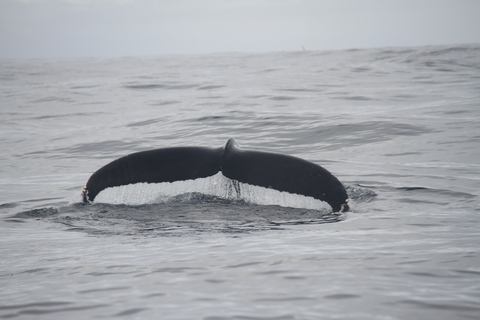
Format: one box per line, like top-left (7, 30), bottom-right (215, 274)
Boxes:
top-left (93, 172), bottom-right (331, 211)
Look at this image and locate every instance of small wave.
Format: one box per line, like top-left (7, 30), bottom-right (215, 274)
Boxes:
top-left (323, 294), bottom-right (361, 300)
top-left (335, 95), bottom-right (377, 101)
top-left (346, 185), bottom-right (377, 203)
top-left (276, 88), bottom-right (318, 93)
top-left (57, 140), bottom-right (143, 158)
top-left (351, 67), bottom-right (371, 73)
top-left (396, 186), bottom-right (476, 199)
top-left (124, 83), bottom-right (198, 90)
top-left (269, 96), bottom-right (298, 101)
top-left (397, 299), bottom-right (480, 312)
top-left (9, 199), bottom-right (343, 237)
top-left (0, 302), bottom-right (72, 311)
top-left (126, 118), bottom-right (164, 127)
top-left (0, 302), bottom-right (107, 317)
top-left (151, 100), bottom-right (179, 106)
top-left (197, 85), bottom-right (225, 90)
top-left (124, 84), bottom-right (165, 89)
top-left (113, 308), bottom-right (147, 317)
top-left (10, 207), bottom-right (59, 219)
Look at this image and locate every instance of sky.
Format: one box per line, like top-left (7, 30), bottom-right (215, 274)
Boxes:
top-left (1, 0), bottom-right (480, 58)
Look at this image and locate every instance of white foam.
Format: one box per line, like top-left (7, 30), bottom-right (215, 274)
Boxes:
top-left (93, 172), bottom-right (331, 211)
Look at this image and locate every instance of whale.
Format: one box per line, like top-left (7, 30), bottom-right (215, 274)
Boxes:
top-left (82, 138), bottom-right (349, 212)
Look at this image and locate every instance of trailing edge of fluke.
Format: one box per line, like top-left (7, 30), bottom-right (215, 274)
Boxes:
top-left (82, 138), bottom-right (349, 212)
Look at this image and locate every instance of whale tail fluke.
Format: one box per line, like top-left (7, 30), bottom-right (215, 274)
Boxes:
top-left (83, 138), bottom-right (349, 212)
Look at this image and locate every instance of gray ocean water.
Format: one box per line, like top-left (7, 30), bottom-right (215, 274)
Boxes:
top-left (1, 45), bottom-right (480, 319)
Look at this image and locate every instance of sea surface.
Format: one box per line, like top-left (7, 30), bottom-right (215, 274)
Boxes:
top-left (1, 44), bottom-right (480, 319)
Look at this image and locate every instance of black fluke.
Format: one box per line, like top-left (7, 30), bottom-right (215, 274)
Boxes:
top-left (83, 138), bottom-right (349, 212)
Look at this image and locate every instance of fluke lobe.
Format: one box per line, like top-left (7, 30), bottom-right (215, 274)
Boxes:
top-left (82, 138), bottom-right (349, 212)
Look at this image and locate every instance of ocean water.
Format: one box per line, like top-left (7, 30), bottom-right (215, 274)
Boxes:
top-left (1, 44), bottom-right (480, 319)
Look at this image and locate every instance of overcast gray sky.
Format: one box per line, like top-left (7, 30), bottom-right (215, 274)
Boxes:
top-left (1, 0), bottom-right (479, 58)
